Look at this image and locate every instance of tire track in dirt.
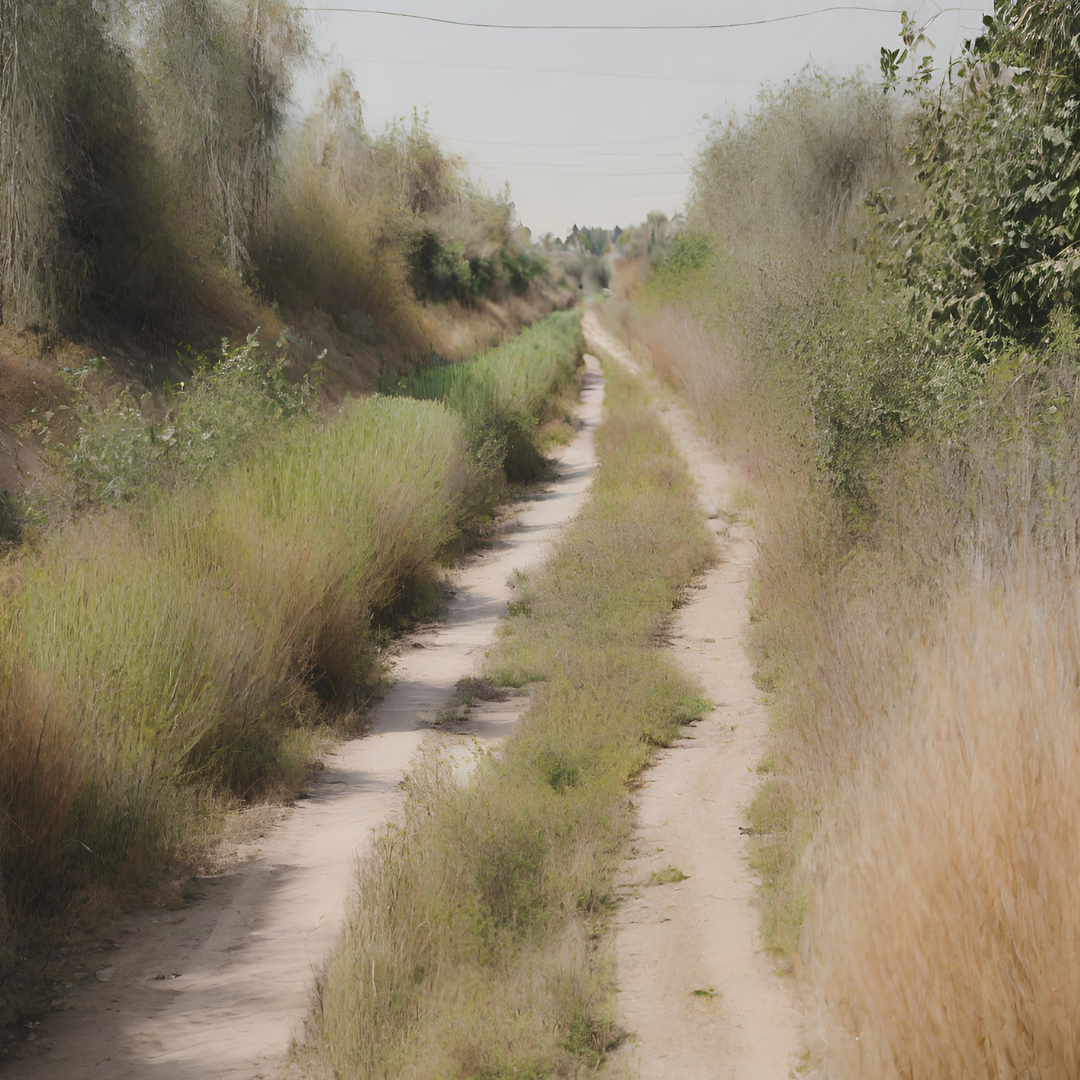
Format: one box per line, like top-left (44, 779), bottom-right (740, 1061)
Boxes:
top-left (11, 357), bottom-right (604, 1080)
top-left (584, 312), bottom-right (800, 1080)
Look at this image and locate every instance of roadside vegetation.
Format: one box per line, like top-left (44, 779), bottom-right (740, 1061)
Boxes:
top-left (610, 4), bottom-right (1080, 1075)
top-left (0, 312), bottom-right (582, 1022)
top-left (304, 362), bottom-right (711, 1079)
top-left (0, 0), bottom-right (577, 394)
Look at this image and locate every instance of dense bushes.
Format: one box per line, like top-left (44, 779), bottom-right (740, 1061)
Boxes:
top-left (0, 314), bottom-right (582, 926)
top-left (615, 6), bottom-right (1080, 1074)
top-left (0, 4), bottom-right (557, 360)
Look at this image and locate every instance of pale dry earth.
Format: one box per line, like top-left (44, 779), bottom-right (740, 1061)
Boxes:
top-left (10, 357), bottom-right (604, 1080)
top-left (584, 312), bottom-right (801, 1080)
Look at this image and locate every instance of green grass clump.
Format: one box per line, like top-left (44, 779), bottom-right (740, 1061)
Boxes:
top-left (0, 393), bottom-right (476, 914)
top-left (306, 362), bottom-right (712, 1079)
top-left (650, 867), bottom-right (689, 886)
top-left (385, 310), bottom-right (584, 484)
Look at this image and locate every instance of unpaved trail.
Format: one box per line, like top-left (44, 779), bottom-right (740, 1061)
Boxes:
top-left (12, 357), bottom-right (604, 1080)
top-left (584, 313), bottom-right (801, 1080)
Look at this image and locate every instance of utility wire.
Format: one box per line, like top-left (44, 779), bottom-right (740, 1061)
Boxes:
top-left (345, 56), bottom-right (758, 84)
top-left (441, 131), bottom-right (702, 148)
top-left (470, 169), bottom-right (692, 178)
top-left (597, 191), bottom-right (688, 200)
top-left (306, 5), bottom-right (919, 30)
top-left (465, 154), bottom-right (690, 164)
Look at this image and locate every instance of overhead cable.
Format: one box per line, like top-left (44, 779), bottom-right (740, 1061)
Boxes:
top-left (307, 5), bottom-right (917, 30)
top-left (441, 131), bottom-right (702, 148)
top-left (345, 56), bottom-right (758, 84)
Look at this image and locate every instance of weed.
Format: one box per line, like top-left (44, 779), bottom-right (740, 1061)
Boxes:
top-left (456, 678), bottom-right (511, 707)
top-left (649, 867), bottom-right (689, 886)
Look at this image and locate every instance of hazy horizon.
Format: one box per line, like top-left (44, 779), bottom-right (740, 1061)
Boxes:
top-left (300, 1), bottom-right (995, 237)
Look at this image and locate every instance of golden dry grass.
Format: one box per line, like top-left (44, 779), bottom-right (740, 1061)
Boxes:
top-left (806, 565), bottom-right (1080, 1079)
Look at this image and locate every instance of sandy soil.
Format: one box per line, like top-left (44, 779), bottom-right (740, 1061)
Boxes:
top-left (584, 313), bottom-right (801, 1080)
top-left (9, 357), bottom-right (604, 1080)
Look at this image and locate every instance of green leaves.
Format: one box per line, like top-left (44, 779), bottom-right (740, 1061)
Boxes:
top-left (879, 2), bottom-right (1080, 348)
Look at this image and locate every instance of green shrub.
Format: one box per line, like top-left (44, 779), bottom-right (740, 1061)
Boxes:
top-left (501, 249), bottom-right (548, 296)
top-left (64, 333), bottom-right (313, 505)
top-left (386, 310), bottom-right (584, 485)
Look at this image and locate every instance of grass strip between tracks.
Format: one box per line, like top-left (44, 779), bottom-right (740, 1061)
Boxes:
top-left (306, 360), bottom-right (712, 1079)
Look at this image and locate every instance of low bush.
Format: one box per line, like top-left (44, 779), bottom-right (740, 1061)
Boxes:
top-left (63, 333), bottom-right (314, 506)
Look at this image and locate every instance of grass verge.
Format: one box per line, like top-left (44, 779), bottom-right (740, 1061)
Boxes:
top-left (384, 310), bottom-right (585, 487)
top-left (0, 315), bottom-right (583, 1012)
top-left (304, 360), bottom-right (712, 1079)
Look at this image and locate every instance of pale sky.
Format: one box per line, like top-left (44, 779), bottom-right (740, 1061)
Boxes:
top-left (299, 2), bottom-right (995, 238)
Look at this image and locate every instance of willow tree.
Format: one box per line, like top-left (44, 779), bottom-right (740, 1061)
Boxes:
top-left (0, 0), bottom-right (177, 332)
top-left (137, 0), bottom-right (309, 274)
top-left (0, 1), bottom-right (68, 328)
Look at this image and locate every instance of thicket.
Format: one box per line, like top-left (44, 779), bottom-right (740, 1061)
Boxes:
top-left (306, 362), bottom-right (711, 1080)
top-left (0, 314), bottom-right (581, 997)
top-left (384, 311), bottom-right (584, 485)
top-left (0, 2), bottom-right (558, 362)
top-left (614, 3), bottom-right (1080, 1075)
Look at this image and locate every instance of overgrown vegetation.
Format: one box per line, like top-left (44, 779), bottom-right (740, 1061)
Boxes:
top-left (0, 315), bottom-right (581, 1017)
top-left (305, 363), bottom-right (711, 1079)
top-left (0, 2), bottom-right (570, 378)
top-left (611, 3), bottom-right (1080, 1074)
top-left (384, 310), bottom-right (584, 485)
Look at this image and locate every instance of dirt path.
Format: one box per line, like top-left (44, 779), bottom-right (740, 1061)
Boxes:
top-left (11, 357), bottom-right (604, 1080)
top-left (584, 313), bottom-right (801, 1080)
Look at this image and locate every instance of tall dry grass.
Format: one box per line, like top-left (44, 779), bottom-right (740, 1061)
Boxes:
top-left (806, 565), bottom-right (1080, 1079)
top-left (614, 63), bottom-right (1080, 1078)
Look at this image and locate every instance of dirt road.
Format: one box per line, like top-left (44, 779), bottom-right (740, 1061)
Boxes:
top-left (12, 357), bottom-right (604, 1080)
top-left (584, 312), bottom-right (801, 1080)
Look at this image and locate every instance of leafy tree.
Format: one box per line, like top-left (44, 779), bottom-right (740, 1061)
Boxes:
top-left (883, 1), bottom-right (1080, 348)
top-left (137, 0), bottom-right (309, 273)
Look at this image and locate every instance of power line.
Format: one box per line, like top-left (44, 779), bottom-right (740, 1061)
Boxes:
top-left (306, 5), bottom-right (920, 30)
top-left (464, 155), bottom-right (690, 165)
top-left (344, 56), bottom-right (757, 85)
top-left (597, 191), bottom-right (688, 200)
top-left (441, 131), bottom-right (703, 149)
top-left (470, 169), bottom-right (692, 178)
